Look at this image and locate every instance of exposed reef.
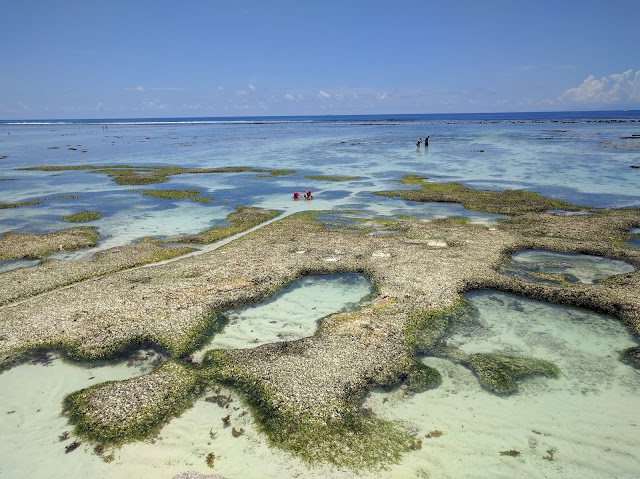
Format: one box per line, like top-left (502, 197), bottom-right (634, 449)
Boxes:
top-left (139, 189), bottom-right (213, 204)
top-left (0, 227), bottom-right (100, 261)
top-left (1, 180), bottom-right (639, 469)
top-left (63, 361), bottom-right (203, 444)
top-left (304, 175), bottom-right (361, 181)
top-left (0, 207), bottom-right (278, 306)
top-left (172, 206), bottom-right (280, 244)
top-left (375, 175), bottom-right (588, 214)
top-left (18, 164), bottom-right (296, 185)
top-left (61, 211), bottom-right (102, 223)
top-left (0, 238), bottom-right (194, 306)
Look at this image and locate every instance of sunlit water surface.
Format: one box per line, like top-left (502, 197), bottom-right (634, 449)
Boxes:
top-left (502, 249), bottom-right (636, 284)
top-left (1, 114), bottom-right (639, 478)
top-left (1, 116), bottom-right (639, 260)
top-left (2, 287), bottom-right (638, 479)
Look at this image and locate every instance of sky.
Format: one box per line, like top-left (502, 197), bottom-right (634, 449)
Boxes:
top-left (1, 0), bottom-right (639, 119)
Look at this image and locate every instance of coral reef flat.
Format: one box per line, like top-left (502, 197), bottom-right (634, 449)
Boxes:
top-left (0, 226), bottom-right (100, 261)
top-left (1, 189), bottom-right (639, 469)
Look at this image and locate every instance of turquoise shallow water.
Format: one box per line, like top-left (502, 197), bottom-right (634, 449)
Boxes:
top-left (502, 249), bottom-right (636, 284)
top-left (1, 113), bottom-right (639, 478)
top-left (1, 113), bottom-right (639, 259)
top-left (2, 287), bottom-right (637, 479)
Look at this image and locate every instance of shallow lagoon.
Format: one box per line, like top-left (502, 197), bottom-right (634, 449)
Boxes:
top-left (368, 291), bottom-right (640, 479)
top-left (2, 115), bottom-right (640, 257)
top-left (1, 114), bottom-right (640, 478)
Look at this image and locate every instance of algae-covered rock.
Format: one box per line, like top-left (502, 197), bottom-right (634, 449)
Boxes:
top-left (465, 353), bottom-right (560, 395)
top-left (406, 361), bottom-right (442, 393)
top-left (0, 227), bottom-right (99, 261)
top-left (620, 345), bottom-right (640, 369)
top-left (174, 206), bottom-right (280, 244)
top-left (63, 361), bottom-right (202, 445)
top-left (61, 211), bottom-right (102, 223)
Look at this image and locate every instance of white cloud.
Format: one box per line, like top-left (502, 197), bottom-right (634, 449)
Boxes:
top-left (133, 86), bottom-right (181, 93)
top-left (318, 90), bottom-right (330, 99)
top-left (248, 84), bottom-right (256, 91)
top-left (141, 98), bottom-right (167, 110)
top-left (236, 90), bottom-right (248, 96)
top-left (284, 93), bottom-right (295, 101)
top-left (217, 85), bottom-right (225, 91)
top-left (559, 69), bottom-right (640, 105)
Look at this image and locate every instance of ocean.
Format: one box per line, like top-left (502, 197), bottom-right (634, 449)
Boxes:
top-left (0, 111), bottom-right (639, 478)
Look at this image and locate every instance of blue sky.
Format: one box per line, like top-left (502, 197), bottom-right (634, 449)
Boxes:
top-left (2, 0), bottom-right (639, 119)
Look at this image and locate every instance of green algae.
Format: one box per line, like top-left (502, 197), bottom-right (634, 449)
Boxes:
top-left (139, 189), bottom-right (213, 204)
top-left (62, 211), bottom-right (102, 223)
top-left (174, 206), bottom-right (280, 244)
top-left (259, 169), bottom-right (296, 177)
top-left (464, 353), bottom-right (560, 395)
top-left (304, 175), bottom-right (361, 182)
top-left (0, 227), bottom-right (100, 261)
top-left (62, 361), bottom-right (204, 446)
top-left (405, 361), bottom-right (442, 393)
top-left (619, 345), bottom-right (640, 369)
top-left (398, 174), bottom-right (428, 186)
top-left (433, 216), bottom-right (471, 225)
top-left (201, 350), bottom-right (416, 470)
top-left (0, 200), bottom-right (42, 209)
top-left (19, 164), bottom-right (296, 186)
top-left (375, 175), bottom-right (586, 215)
top-left (403, 300), bottom-right (561, 395)
top-left (404, 302), bottom-right (464, 355)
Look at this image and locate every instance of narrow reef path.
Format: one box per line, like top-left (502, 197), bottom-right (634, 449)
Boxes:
top-left (0, 210), bottom-right (292, 309)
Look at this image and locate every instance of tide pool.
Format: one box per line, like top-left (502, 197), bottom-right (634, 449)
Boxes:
top-left (501, 249), bottom-right (635, 284)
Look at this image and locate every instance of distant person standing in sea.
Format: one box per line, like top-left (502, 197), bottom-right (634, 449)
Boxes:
top-left (425, 135), bottom-right (429, 147)
top-left (416, 138), bottom-right (422, 148)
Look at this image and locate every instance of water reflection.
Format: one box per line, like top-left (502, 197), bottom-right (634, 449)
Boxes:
top-left (501, 249), bottom-right (635, 284)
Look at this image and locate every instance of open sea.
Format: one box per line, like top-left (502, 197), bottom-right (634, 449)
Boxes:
top-left (1, 111), bottom-right (639, 478)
